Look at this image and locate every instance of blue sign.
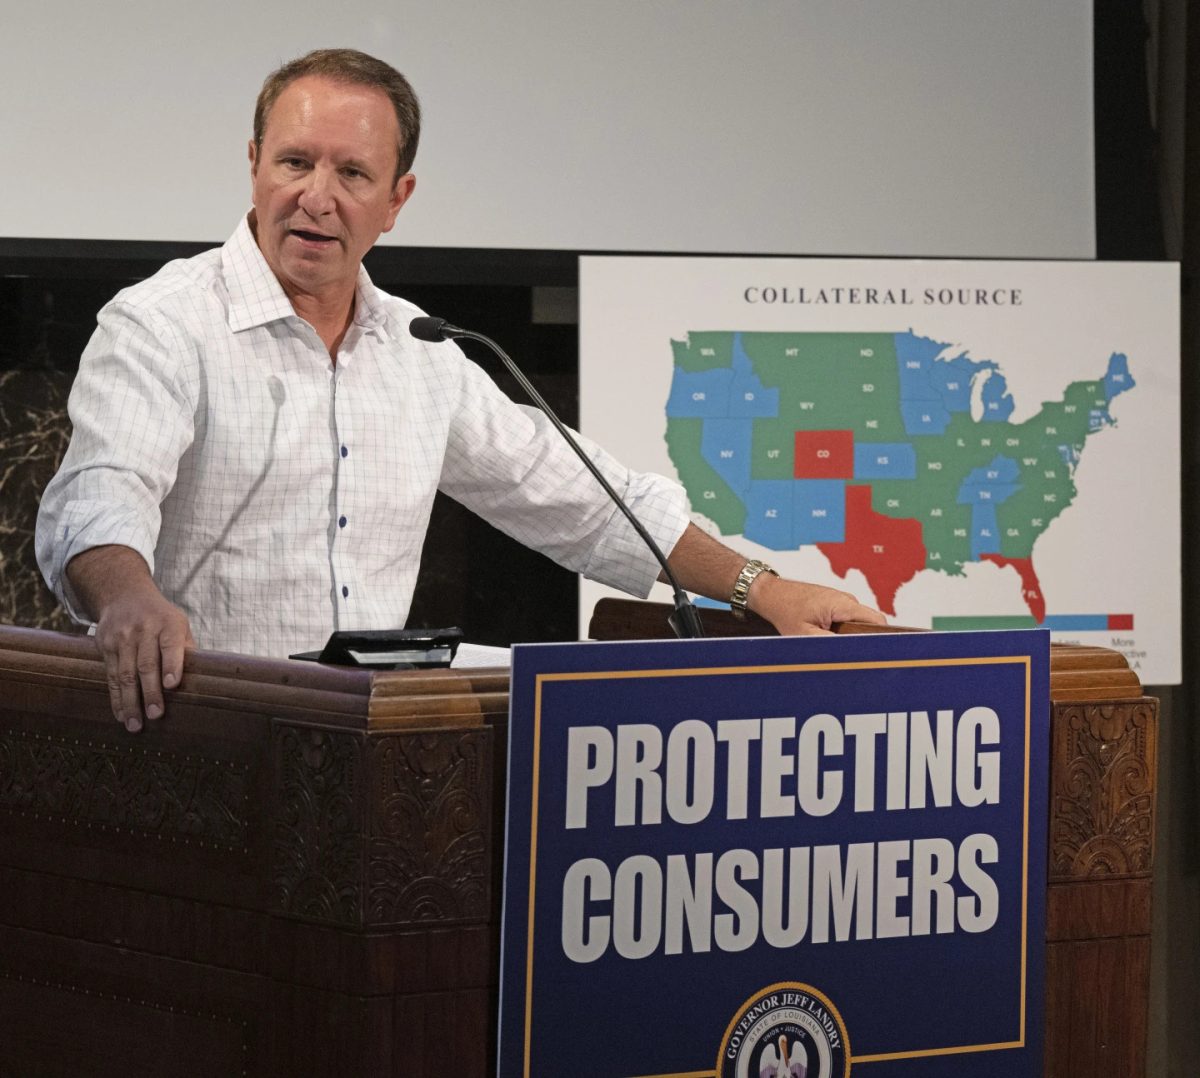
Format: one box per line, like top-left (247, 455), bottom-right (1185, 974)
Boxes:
top-left (499, 630), bottom-right (1049, 1077)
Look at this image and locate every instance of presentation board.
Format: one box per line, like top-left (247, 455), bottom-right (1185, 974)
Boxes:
top-left (580, 255), bottom-right (1180, 683)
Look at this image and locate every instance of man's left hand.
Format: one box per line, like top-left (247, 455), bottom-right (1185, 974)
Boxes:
top-left (745, 571), bottom-right (887, 636)
top-left (662, 523), bottom-right (888, 635)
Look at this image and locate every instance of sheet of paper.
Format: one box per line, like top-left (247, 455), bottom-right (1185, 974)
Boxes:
top-left (452, 642), bottom-right (512, 669)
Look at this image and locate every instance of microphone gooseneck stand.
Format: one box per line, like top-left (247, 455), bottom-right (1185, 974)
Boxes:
top-left (408, 316), bottom-right (704, 639)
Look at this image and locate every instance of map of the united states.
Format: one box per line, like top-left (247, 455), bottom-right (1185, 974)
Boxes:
top-left (665, 330), bottom-right (1134, 620)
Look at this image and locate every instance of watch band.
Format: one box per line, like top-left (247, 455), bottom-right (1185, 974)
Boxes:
top-left (729, 559), bottom-right (778, 619)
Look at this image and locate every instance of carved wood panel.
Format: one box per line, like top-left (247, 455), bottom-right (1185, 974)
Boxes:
top-left (1049, 699), bottom-right (1156, 881)
top-left (0, 726), bottom-right (251, 852)
top-left (366, 729), bottom-right (491, 925)
top-left (271, 724), bottom-right (364, 925)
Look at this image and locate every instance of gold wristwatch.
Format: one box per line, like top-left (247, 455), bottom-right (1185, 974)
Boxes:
top-left (729, 559), bottom-right (778, 619)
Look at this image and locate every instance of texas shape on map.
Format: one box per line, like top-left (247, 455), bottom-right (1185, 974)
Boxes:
top-left (665, 330), bottom-right (1135, 619)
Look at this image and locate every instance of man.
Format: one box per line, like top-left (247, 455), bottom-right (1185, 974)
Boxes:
top-left (36, 49), bottom-right (884, 734)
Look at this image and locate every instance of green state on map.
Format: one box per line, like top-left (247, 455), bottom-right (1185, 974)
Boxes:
top-left (664, 330), bottom-right (1135, 620)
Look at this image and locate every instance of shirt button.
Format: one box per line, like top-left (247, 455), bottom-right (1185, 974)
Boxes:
top-left (339, 515), bottom-right (347, 528)
top-left (342, 585), bottom-right (350, 598)
top-left (340, 445), bottom-right (348, 458)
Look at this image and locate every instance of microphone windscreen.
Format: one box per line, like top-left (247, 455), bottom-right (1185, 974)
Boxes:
top-left (409, 316), bottom-right (449, 342)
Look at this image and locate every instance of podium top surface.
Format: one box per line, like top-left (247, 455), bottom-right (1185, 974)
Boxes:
top-left (0, 606), bottom-right (1143, 735)
top-left (0, 623), bottom-right (509, 731)
top-left (587, 599), bottom-right (1145, 704)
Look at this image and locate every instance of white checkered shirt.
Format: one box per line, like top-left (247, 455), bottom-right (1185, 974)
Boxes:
top-left (36, 217), bottom-right (690, 657)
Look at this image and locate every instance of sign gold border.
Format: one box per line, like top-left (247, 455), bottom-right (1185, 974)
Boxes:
top-left (519, 654), bottom-right (1034, 1076)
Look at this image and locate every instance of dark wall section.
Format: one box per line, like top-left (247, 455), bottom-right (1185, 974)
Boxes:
top-left (1096, 3), bottom-right (1200, 1076)
top-left (1094, 0), bottom-right (1167, 259)
top-left (0, 277), bottom-right (93, 632)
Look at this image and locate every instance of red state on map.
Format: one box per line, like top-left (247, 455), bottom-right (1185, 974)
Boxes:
top-left (818, 485), bottom-right (925, 615)
top-left (980, 554), bottom-right (1046, 623)
top-left (794, 429), bottom-right (854, 479)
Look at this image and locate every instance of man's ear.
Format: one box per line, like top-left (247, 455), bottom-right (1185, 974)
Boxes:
top-left (248, 138), bottom-right (258, 178)
top-left (383, 173), bottom-right (417, 233)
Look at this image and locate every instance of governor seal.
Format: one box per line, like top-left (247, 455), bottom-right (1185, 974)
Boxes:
top-left (716, 981), bottom-right (850, 1078)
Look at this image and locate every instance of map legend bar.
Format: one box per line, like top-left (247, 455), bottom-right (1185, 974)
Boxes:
top-left (932, 614), bottom-right (1134, 632)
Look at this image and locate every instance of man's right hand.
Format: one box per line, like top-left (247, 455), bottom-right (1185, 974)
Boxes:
top-left (66, 546), bottom-right (195, 732)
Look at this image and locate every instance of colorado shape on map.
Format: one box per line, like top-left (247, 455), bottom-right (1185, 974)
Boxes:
top-left (664, 330), bottom-right (1135, 619)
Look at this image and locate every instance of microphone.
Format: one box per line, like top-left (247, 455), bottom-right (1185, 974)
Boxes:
top-left (410, 315), bottom-right (704, 639)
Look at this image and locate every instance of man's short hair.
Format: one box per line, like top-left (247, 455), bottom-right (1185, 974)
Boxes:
top-left (254, 48), bottom-right (421, 183)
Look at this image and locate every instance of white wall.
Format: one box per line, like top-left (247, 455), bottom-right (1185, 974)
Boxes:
top-left (0, 0), bottom-right (1093, 257)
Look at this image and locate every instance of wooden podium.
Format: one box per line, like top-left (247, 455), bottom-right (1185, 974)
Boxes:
top-left (0, 610), bottom-right (1155, 1076)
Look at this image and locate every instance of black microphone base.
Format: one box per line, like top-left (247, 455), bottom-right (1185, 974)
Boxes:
top-left (668, 600), bottom-right (705, 640)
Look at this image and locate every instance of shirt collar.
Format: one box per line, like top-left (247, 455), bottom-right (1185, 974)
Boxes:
top-left (351, 262), bottom-right (389, 337)
top-left (222, 214), bottom-right (390, 338)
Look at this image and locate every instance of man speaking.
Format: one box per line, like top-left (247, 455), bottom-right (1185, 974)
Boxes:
top-left (36, 49), bottom-right (884, 733)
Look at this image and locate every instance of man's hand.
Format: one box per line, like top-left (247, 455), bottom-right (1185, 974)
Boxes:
top-left (95, 591), bottom-right (194, 732)
top-left (744, 572), bottom-right (887, 636)
top-left (66, 546), bottom-right (195, 732)
top-left (662, 523), bottom-right (887, 635)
